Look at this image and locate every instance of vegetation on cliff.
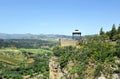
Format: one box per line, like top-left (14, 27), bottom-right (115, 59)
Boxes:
top-left (53, 25), bottom-right (120, 79)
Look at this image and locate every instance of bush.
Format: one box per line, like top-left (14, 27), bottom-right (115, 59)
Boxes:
top-left (94, 64), bottom-right (103, 78)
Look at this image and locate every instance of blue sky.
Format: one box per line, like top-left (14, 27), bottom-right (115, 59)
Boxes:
top-left (0, 0), bottom-right (120, 35)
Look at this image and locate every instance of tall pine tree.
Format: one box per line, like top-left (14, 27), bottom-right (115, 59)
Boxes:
top-left (117, 24), bottom-right (120, 34)
top-left (110, 24), bottom-right (117, 40)
top-left (99, 27), bottom-right (104, 35)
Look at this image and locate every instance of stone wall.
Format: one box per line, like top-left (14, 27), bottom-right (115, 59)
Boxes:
top-left (60, 38), bottom-right (77, 46)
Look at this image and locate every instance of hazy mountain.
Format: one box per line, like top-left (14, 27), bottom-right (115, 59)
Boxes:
top-left (0, 33), bottom-right (71, 40)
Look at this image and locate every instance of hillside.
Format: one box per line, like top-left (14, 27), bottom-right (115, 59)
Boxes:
top-left (0, 39), bottom-right (58, 48)
top-left (53, 35), bottom-right (120, 79)
top-left (51, 26), bottom-right (120, 79)
top-left (0, 33), bottom-right (71, 40)
top-left (0, 48), bottom-right (52, 78)
top-left (0, 49), bottom-right (25, 65)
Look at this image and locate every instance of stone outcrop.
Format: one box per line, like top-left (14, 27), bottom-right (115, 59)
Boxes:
top-left (49, 57), bottom-right (120, 79)
top-left (49, 57), bottom-right (73, 79)
top-left (49, 57), bottom-right (64, 79)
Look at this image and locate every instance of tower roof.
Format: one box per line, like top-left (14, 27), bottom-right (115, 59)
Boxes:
top-left (72, 29), bottom-right (81, 34)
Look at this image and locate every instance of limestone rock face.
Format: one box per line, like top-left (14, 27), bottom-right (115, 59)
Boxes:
top-left (49, 57), bottom-right (120, 79)
top-left (97, 73), bottom-right (120, 79)
top-left (49, 57), bottom-right (73, 79)
top-left (98, 74), bottom-right (106, 79)
top-left (112, 73), bottom-right (120, 79)
top-left (49, 57), bottom-right (64, 79)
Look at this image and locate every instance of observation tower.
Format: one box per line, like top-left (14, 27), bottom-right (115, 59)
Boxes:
top-left (72, 29), bottom-right (81, 40)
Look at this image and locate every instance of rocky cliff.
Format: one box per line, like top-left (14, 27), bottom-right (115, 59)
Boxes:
top-left (49, 56), bottom-right (120, 79)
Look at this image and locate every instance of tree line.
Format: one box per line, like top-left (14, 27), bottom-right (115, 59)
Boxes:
top-left (0, 39), bottom-right (57, 48)
top-left (100, 24), bottom-right (120, 41)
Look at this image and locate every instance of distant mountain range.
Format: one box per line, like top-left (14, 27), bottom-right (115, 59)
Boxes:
top-left (0, 33), bottom-right (71, 40)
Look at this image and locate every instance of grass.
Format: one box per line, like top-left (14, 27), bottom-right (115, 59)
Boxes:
top-left (19, 48), bottom-right (52, 54)
top-left (0, 48), bottom-right (52, 65)
top-left (0, 49), bottom-right (25, 65)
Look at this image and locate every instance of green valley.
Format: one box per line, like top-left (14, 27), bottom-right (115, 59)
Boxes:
top-left (0, 25), bottom-right (120, 79)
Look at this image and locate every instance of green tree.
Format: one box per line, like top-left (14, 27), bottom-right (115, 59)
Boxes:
top-left (110, 24), bottom-right (117, 40)
top-left (99, 27), bottom-right (104, 35)
top-left (106, 31), bottom-right (111, 38)
top-left (0, 63), bottom-right (3, 69)
top-left (94, 64), bottom-right (103, 78)
top-left (117, 24), bottom-right (120, 34)
top-left (112, 34), bottom-right (120, 40)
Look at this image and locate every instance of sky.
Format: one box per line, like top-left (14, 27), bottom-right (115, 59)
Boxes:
top-left (0, 0), bottom-right (120, 35)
